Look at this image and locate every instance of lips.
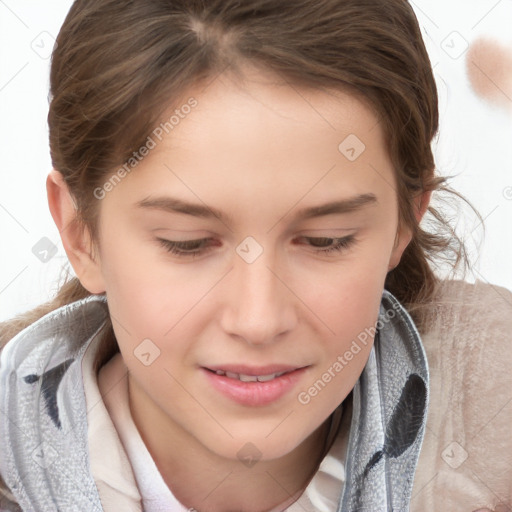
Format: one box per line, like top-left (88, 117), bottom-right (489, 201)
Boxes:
top-left (202, 364), bottom-right (309, 406)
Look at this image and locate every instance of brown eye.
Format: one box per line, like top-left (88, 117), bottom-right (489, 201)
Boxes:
top-left (297, 235), bottom-right (356, 254)
top-left (308, 237), bottom-right (335, 248)
top-left (157, 238), bottom-right (215, 257)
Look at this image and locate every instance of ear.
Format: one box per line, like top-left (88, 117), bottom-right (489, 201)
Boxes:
top-left (46, 169), bottom-right (106, 294)
top-left (387, 190), bottom-right (432, 271)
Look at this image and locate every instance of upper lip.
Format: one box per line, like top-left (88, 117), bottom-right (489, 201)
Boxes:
top-left (203, 364), bottom-right (308, 376)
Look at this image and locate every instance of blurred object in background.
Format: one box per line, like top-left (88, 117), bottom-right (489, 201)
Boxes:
top-left (466, 37), bottom-right (512, 114)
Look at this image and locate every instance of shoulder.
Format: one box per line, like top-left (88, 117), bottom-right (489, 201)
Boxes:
top-left (419, 278), bottom-right (512, 389)
top-left (422, 278), bottom-right (512, 331)
top-left (418, 278), bottom-right (512, 366)
top-left (412, 279), bottom-right (512, 511)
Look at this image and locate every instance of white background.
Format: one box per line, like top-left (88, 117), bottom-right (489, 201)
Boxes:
top-left (1, 0), bottom-right (511, 321)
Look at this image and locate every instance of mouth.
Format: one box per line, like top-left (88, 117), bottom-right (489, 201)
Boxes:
top-left (201, 364), bottom-right (310, 406)
top-left (205, 368), bottom-right (293, 382)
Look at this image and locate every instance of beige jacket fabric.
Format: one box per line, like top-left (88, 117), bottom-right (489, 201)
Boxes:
top-left (410, 279), bottom-right (512, 511)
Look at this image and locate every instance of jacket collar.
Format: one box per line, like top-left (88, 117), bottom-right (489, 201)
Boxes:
top-left (0, 290), bottom-right (428, 511)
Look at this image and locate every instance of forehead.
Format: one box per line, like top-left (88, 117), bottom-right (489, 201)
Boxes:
top-left (101, 65), bottom-right (396, 221)
top-left (175, 65), bottom-right (383, 148)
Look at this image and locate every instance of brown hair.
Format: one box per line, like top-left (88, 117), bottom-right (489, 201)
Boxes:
top-left (1, 0), bottom-right (478, 371)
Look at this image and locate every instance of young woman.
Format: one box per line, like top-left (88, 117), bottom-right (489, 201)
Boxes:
top-left (1, 1), bottom-right (511, 511)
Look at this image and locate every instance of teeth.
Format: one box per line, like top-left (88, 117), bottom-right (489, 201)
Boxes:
top-left (239, 374), bottom-right (259, 382)
top-left (214, 370), bottom-right (288, 382)
top-left (255, 373), bottom-right (278, 382)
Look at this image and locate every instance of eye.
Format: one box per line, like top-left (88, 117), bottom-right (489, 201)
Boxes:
top-left (157, 237), bottom-right (216, 258)
top-left (156, 234), bottom-right (357, 259)
top-left (296, 234), bottom-right (356, 255)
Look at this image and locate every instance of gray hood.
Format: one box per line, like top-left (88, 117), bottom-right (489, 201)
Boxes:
top-left (0, 290), bottom-right (429, 511)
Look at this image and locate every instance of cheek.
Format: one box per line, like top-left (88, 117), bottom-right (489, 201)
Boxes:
top-left (97, 221), bottom-right (200, 335)
top-left (292, 244), bottom-right (391, 408)
top-left (294, 243), bottom-right (390, 335)
top-left (315, 271), bottom-right (381, 365)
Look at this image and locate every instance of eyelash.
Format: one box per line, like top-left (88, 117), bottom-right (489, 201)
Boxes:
top-left (156, 235), bottom-right (356, 258)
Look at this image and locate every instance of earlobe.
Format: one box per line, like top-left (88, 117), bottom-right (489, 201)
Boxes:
top-left (414, 189), bottom-right (432, 223)
top-left (46, 169), bottom-right (106, 294)
top-left (387, 190), bottom-right (432, 271)
top-left (387, 224), bottom-right (413, 272)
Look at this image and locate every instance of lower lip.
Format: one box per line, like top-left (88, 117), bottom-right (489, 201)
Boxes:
top-left (202, 367), bottom-right (308, 406)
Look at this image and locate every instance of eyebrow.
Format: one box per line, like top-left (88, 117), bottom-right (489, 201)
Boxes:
top-left (135, 193), bottom-right (378, 224)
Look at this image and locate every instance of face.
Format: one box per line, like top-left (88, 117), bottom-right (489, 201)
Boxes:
top-left (85, 66), bottom-right (411, 462)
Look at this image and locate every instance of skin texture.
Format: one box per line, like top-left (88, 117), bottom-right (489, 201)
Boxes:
top-left (47, 66), bottom-right (429, 511)
top-left (466, 37), bottom-right (512, 113)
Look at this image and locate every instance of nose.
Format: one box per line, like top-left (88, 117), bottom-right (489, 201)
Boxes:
top-left (219, 248), bottom-right (297, 346)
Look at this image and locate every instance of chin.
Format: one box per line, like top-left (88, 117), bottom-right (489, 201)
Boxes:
top-left (210, 426), bottom-right (314, 464)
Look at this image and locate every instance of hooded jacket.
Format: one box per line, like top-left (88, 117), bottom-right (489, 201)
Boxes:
top-left (0, 279), bottom-right (510, 511)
